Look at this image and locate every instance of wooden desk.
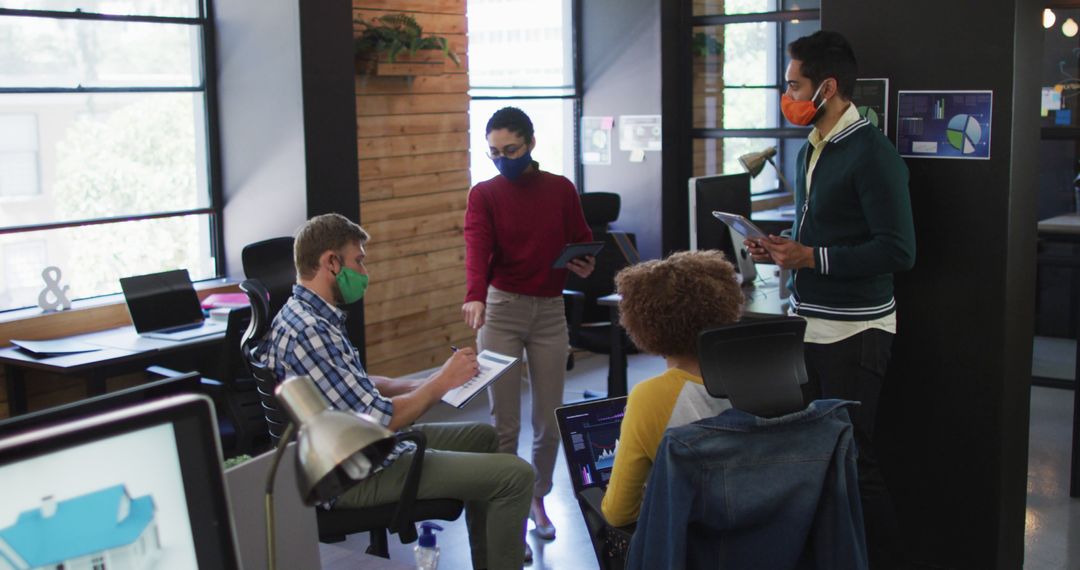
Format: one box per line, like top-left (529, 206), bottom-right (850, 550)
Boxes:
top-left (596, 268), bottom-right (789, 397)
top-left (1, 325), bottom-right (225, 416)
top-left (1036, 213), bottom-right (1080, 497)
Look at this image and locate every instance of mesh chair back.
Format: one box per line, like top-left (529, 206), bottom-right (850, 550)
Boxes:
top-left (698, 317), bottom-right (808, 418)
top-left (239, 279), bottom-right (291, 444)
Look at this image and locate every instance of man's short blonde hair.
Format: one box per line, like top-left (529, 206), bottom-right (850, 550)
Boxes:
top-left (615, 250), bottom-right (742, 358)
top-left (294, 213), bottom-right (369, 280)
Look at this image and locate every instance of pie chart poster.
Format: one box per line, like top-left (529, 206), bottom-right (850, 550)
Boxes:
top-left (896, 90), bottom-right (992, 160)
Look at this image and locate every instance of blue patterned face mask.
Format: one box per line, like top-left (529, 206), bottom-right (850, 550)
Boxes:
top-left (493, 151), bottom-right (532, 181)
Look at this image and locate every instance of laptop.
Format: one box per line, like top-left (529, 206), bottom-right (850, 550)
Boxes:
top-left (555, 396), bottom-right (628, 493)
top-left (120, 269), bottom-right (225, 341)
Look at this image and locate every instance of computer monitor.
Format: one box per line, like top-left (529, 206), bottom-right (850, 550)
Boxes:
top-left (688, 173), bottom-right (757, 284)
top-left (0, 372), bottom-right (202, 439)
top-left (0, 394), bottom-right (240, 569)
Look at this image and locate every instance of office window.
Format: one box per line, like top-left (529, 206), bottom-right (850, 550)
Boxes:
top-left (0, 1), bottom-right (220, 312)
top-left (0, 114), bottom-right (40, 197)
top-left (467, 0), bottom-right (578, 186)
top-left (692, 1), bottom-right (819, 194)
top-left (1, 240), bottom-right (45, 308)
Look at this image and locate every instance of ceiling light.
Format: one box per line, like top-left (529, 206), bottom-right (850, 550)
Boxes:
top-left (1064, 17), bottom-right (1078, 37)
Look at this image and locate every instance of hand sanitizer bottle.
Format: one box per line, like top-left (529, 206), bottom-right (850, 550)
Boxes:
top-left (414, 522), bottom-right (442, 570)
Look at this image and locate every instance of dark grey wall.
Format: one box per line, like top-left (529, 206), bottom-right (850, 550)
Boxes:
top-left (825, 0), bottom-right (1039, 567)
top-left (581, 0), bottom-right (663, 261)
top-left (215, 0), bottom-right (308, 278)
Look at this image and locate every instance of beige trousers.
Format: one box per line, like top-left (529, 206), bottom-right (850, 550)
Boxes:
top-left (479, 286), bottom-right (568, 498)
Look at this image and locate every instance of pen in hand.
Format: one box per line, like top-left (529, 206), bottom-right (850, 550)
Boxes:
top-left (450, 345), bottom-right (458, 353)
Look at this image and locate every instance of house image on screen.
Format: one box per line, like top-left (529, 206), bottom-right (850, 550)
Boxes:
top-left (0, 484), bottom-right (160, 570)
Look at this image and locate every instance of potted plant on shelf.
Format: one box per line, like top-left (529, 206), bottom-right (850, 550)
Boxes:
top-left (354, 13), bottom-right (461, 76)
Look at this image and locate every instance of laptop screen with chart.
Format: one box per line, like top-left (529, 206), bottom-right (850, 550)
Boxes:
top-left (555, 396), bottom-right (628, 493)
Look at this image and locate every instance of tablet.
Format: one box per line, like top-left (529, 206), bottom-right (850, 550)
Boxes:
top-left (712, 211), bottom-right (768, 240)
top-left (551, 241), bottom-right (604, 269)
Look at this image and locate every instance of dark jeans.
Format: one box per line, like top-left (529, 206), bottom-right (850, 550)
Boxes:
top-left (804, 328), bottom-right (902, 569)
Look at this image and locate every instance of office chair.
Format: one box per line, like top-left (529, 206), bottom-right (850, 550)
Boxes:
top-left (563, 192), bottom-right (639, 372)
top-left (238, 279), bottom-right (464, 558)
top-left (241, 237), bottom-right (296, 323)
top-left (697, 316), bottom-right (808, 418)
top-left (573, 317), bottom-right (813, 570)
top-left (146, 306), bottom-right (268, 457)
top-left (625, 317), bottom-right (866, 569)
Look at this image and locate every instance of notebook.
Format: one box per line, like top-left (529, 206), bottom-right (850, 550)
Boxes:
top-left (441, 350), bottom-right (519, 408)
top-left (555, 396), bottom-right (629, 493)
top-left (119, 269), bottom-right (225, 341)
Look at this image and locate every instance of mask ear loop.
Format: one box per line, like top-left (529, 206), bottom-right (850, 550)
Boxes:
top-left (811, 80), bottom-right (828, 110)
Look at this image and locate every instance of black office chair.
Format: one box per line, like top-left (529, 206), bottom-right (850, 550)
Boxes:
top-left (147, 306), bottom-right (268, 457)
top-left (574, 317), bottom-right (812, 570)
top-left (241, 237), bottom-right (296, 323)
top-left (238, 279), bottom-right (464, 558)
top-left (624, 318), bottom-right (866, 568)
top-left (563, 192), bottom-right (639, 372)
top-left (697, 316), bottom-right (809, 417)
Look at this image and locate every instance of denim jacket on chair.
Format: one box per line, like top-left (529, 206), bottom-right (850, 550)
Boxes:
top-left (627, 399), bottom-right (867, 570)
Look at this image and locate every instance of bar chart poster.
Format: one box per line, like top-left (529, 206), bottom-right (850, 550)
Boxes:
top-left (853, 78), bottom-right (889, 135)
top-left (896, 90), bottom-right (992, 159)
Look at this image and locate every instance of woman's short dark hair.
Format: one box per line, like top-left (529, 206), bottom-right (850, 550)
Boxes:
top-left (787, 30), bottom-right (858, 99)
top-left (615, 250), bottom-right (742, 358)
top-left (485, 106), bottom-right (535, 143)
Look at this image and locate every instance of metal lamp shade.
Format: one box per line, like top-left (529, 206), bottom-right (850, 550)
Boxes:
top-left (275, 375), bottom-right (397, 505)
top-left (737, 147), bottom-right (778, 178)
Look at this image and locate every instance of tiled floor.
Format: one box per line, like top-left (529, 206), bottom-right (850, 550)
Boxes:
top-left (324, 340), bottom-right (1080, 569)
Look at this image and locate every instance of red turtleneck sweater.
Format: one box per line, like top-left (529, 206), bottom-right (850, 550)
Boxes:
top-left (464, 167), bottom-right (592, 303)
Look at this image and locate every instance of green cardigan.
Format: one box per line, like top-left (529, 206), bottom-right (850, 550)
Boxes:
top-left (790, 117), bottom-right (916, 321)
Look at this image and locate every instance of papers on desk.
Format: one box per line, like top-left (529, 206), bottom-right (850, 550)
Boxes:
top-left (10, 339), bottom-right (102, 357)
top-left (441, 350), bottom-right (519, 409)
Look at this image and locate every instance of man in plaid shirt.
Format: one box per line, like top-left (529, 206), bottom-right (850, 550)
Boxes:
top-left (255, 213), bottom-right (533, 569)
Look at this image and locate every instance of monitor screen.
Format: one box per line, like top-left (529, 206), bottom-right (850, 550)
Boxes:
top-left (119, 269), bottom-right (205, 333)
top-left (0, 395), bottom-right (239, 570)
top-left (555, 396), bottom-right (627, 493)
top-left (688, 173), bottom-right (757, 282)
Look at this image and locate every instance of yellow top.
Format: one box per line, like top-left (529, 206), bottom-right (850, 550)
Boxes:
top-left (600, 367), bottom-right (730, 527)
top-left (804, 102), bottom-right (896, 343)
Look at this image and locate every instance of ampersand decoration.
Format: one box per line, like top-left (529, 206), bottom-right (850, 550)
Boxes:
top-left (37, 266), bottom-right (72, 312)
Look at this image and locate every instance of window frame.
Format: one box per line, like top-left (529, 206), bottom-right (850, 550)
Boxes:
top-left (466, 0), bottom-right (583, 188)
top-left (0, 2), bottom-right (225, 310)
top-left (690, 7), bottom-right (821, 195)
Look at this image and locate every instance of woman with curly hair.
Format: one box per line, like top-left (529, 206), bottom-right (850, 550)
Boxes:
top-left (600, 250), bottom-right (744, 527)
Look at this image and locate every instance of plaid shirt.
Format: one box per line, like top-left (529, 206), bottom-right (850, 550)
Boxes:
top-left (254, 284), bottom-right (409, 470)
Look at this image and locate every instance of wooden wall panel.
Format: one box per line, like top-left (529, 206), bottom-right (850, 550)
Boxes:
top-left (357, 113), bottom-right (469, 138)
top-left (355, 0), bottom-right (472, 378)
top-left (361, 171), bottom-right (471, 202)
top-left (357, 0), bottom-right (464, 14)
top-left (353, 10), bottom-right (465, 34)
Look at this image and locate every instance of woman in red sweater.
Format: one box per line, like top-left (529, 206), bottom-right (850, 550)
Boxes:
top-left (462, 107), bottom-right (594, 541)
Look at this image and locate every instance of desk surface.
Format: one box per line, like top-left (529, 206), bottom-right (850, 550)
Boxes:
top-left (597, 268), bottom-right (788, 318)
top-left (1039, 213), bottom-right (1080, 235)
top-left (0, 325), bottom-right (224, 374)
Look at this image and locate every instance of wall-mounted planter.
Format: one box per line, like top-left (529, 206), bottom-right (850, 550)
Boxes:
top-left (355, 51), bottom-right (447, 77)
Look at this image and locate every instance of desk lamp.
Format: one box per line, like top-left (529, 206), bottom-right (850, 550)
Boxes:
top-left (264, 375), bottom-right (396, 570)
top-left (738, 146), bottom-right (795, 195)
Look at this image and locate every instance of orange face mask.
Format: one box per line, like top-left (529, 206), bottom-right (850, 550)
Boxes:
top-left (781, 81), bottom-right (828, 126)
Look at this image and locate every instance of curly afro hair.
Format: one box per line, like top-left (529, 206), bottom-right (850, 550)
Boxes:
top-left (615, 250), bottom-right (742, 358)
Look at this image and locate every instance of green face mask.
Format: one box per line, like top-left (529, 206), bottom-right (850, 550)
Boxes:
top-left (334, 266), bottom-right (369, 305)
